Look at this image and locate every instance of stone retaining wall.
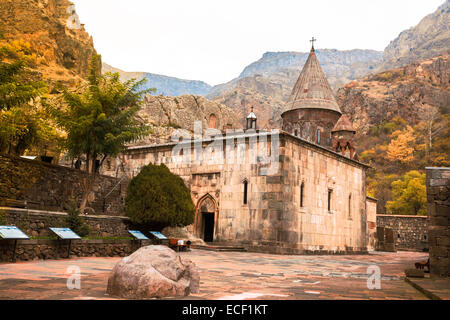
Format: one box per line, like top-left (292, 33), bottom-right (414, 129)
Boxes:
top-left (0, 154), bottom-right (126, 215)
top-left (0, 239), bottom-right (152, 262)
top-left (1, 207), bottom-right (132, 238)
top-left (376, 214), bottom-right (428, 251)
top-left (426, 167), bottom-right (450, 278)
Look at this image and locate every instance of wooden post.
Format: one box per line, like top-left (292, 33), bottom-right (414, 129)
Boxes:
top-left (12, 240), bottom-right (17, 263)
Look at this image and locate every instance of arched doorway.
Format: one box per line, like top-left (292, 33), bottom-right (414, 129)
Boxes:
top-left (195, 194), bottom-right (217, 242)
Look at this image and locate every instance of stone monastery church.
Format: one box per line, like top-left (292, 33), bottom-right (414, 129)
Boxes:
top-left (104, 42), bottom-right (377, 254)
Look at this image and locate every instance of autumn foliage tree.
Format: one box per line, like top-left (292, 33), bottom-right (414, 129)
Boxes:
top-left (386, 170), bottom-right (427, 216)
top-left (0, 42), bottom-right (55, 155)
top-left (386, 125), bottom-right (415, 165)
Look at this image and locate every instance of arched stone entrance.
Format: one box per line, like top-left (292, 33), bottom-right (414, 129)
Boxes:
top-left (195, 194), bottom-right (217, 242)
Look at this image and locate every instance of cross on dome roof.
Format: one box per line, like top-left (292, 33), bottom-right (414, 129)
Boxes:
top-left (247, 106), bottom-right (257, 119)
top-left (283, 38), bottom-right (342, 115)
top-left (310, 37), bottom-right (317, 51)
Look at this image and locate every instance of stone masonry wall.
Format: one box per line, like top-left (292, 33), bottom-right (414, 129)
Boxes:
top-left (0, 239), bottom-right (152, 263)
top-left (0, 154), bottom-right (126, 216)
top-left (120, 131), bottom-right (369, 254)
top-left (426, 167), bottom-right (450, 278)
top-left (376, 214), bottom-right (428, 251)
top-left (1, 208), bottom-right (132, 238)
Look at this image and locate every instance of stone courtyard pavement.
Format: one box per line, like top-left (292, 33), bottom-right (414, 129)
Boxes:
top-left (0, 250), bottom-right (433, 300)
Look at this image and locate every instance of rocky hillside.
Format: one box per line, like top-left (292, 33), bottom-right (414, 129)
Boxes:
top-left (337, 52), bottom-right (449, 137)
top-left (378, 0), bottom-right (450, 71)
top-left (131, 95), bottom-right (242, 146)
top-left (102, 63), bottom-right (212, 96)
top-left (208, 49), bottom-right (382, 128)
top-left (0, 0), bottom-right (97, 84)
top-left (337, 53), bottom-right (449, 212)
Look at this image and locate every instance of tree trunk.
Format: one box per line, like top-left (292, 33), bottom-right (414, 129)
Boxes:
top-left (79, 154), bottom-right (97, 214)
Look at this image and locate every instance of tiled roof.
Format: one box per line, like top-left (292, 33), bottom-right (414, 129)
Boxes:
top-left (332, 115), bottom-right (356, 133)
top-left (284, 48), bottom-right (342, 114)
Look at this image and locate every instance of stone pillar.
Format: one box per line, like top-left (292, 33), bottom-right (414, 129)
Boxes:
top-left (425, 167), bottom-right (450, 278)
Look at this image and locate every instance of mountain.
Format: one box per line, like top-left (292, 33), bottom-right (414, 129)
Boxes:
top-left (337, 53), bottom-right (450, 212)
top-left (378, 0), bottom-right (450, 71)
top-left (102, 63), bottom-right (212, 96)
top-left (208, 49), bottom-right (383, 128)
top-left (131, 95), bottom-right (242, 146)
top-left (337, 52), bottom-right (449, 137)
top-left (0, 0), bottom-right (97, 85)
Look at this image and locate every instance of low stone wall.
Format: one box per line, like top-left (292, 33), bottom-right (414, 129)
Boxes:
top-left (1, 207), bottom-right (132, 238)
top-left (0, 154), bottom-right (126, 215)
top-left (0, 239), bottom-right (152, 263)
top-left (376, 214), bottom-right (428, 251)
top-left (426, 167), bottom-right (450, 278)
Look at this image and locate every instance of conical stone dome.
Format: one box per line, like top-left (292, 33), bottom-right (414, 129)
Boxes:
top-left (332, 115), bottom-right (356, 133)
top-left (284, 48), bottom-right (342, 114)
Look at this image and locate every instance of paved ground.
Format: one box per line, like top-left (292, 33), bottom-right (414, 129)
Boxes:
top-left (0, 250), bottom-right (433, 300)
top-left (406, 276), bottom-right (450, 300)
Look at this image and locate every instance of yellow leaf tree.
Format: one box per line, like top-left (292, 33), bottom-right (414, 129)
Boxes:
top-left (386, 126), bottom-right (415, 164)
top-left (386, 170), bottom-right (427, 216)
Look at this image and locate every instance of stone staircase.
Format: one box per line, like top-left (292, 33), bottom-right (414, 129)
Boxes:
top-left (191, 243), bottom-right (247, 252)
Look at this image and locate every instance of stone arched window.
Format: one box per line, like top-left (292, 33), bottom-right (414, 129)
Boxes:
top-left (348, 193), bottom-right (352, 219)
top-left (317, 129), bottom-right (321, 145)
top-left (243, 179), bottom-right (248, 205)
top-left (208, 114), bottom-right (217, 129)
top-left (327, 188), bottom-right (333, 212)
top-left (300, 181), bottom-right (304, 207)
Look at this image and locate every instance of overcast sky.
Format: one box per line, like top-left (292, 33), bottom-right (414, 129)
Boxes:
top-left (71, 0), bottom-right (443, 85)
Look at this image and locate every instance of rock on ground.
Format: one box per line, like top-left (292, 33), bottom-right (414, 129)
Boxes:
top-left (106, 245), bottom-right (199, 299)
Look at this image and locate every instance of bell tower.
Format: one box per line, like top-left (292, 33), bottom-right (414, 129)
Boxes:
top-left (281, 38), bottom-right (342, 148)
top-left (246, 106), bottom-right (257, 130)
top-left (331, 115), bottom-right (357, 159)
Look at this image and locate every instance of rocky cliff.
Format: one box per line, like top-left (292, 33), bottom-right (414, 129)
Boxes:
top-left (208, 49), bottom-right (382, 128)
top-left (378, 0), bottom-right (450, 71)
top-left (102, 63), bottom-right (212, 96)
top-left (337, 52), bottom-right (449, 137)
top-left (0, 0), bottom-right (97, 84)
top-left (131, 94), bottom-right (242, 146)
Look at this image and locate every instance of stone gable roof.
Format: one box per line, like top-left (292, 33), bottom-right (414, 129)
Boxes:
top-left (332, 114), bottom-right (356, 133)
top-left (284, 48), bottom-right (342, 114)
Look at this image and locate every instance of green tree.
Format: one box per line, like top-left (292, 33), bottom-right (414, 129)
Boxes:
top-left (65, 200), bottom-right (89, 237)
top-left (51, 54), bottom-right (154, 212)
top-left (0, 43), bottom-right (52, 155)
top-left (0, 209), bottom-right (7, 225)
top-left (125, 163), bottom-right (195, 229)
top-left (0, 43), bottom-right (46, 111)
top-left (386, 170), bottom-right (427, 216)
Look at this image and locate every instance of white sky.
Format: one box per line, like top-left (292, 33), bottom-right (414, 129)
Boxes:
top-left (71, 0), bottom-right (443, 85)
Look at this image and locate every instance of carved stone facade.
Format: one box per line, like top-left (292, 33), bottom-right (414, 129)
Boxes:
top-left (113, 131), bottom-right (371, 254)
top-left (281, 108), bottom-right (341, 148)
top-left (426, 167), bottom-right (450, 278)
top-left (100, 43), bottom-right (374, 254)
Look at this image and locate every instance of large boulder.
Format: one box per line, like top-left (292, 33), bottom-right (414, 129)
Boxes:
top-left (106, 245), bottom-right (199, 299)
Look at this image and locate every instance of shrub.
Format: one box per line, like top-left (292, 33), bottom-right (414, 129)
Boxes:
top-left (125, 163), bottom-right (194, 229)
top-left (65, 200), bottom-right (90, 237)
top-left (0, 209), bottom-right (7, 225)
